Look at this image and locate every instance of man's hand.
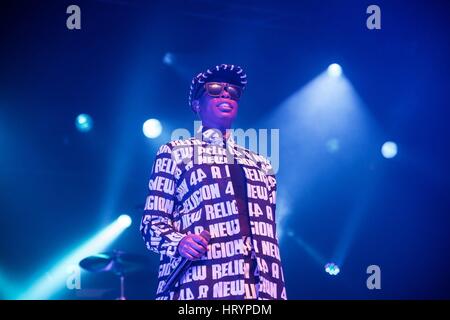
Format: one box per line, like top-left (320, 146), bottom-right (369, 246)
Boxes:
top-left (178, 231), bottom-right (211, 260)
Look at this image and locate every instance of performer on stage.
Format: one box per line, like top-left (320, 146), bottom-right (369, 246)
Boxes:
top-left (140, 64), bottom-right (287, 300)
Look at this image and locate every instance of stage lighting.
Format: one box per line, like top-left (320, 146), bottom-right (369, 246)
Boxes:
top-left (326, 138), bottom-right (340, 153)
top-left (143, 118), bottom-right (162, 139)
top-left (327, 63), bottom-right (342, 77)
top-left (75, 114), bottom-right (93, 132)
top-left (381, 141), bottom-right (397, 159)
top-left (325, 262), bottom-right (340, 275)
top-left (117, 214), bottom-right (132, 228)
top-left (163, 52), bottom-right (175, 65)
top-left (17, 215), bottom-right (132, 299)
top-left (0, 268), bottom-right (18, 299)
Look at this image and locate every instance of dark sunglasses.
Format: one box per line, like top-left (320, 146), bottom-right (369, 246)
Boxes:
top-left (202, 82), bottom-right (243, 101)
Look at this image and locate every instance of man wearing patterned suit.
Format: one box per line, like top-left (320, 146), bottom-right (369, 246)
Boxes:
top-left (140, 64), bottom-right (286, 300)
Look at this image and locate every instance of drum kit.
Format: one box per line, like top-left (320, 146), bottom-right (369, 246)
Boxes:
top-left (79, 250), bottom-right (150, 300)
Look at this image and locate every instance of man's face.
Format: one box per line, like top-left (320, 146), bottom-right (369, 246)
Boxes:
top-left (194, 83), bottom-right (240, 128)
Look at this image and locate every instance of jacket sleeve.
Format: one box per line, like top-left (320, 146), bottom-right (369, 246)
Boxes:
top-left (140, 144), bottom-right (185, 258)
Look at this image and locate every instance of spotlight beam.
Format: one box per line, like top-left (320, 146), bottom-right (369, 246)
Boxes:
top-left (17, 215), bottom-right (132, 300)
top-left (289, 233), bottom-right (326, 266)
top-left (0, 268), bottom-right (19, 300)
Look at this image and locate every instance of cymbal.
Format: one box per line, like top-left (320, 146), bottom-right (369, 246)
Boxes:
top-left (79, 250), bottom-right (150, 275)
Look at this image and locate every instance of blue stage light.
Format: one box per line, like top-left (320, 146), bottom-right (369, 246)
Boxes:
top-left (163, 52), bottom-right (175, 65)
top-left (325, 262), bottom-right (340, 275)
top-left (327, 63), bottom-right (342, 77)
top-left (0, 268), bottom-right (18, 299)
top-left (75, 114), bottom-right (93, 132)
top-left (381, 141), bottom-right (398, 159)
top-left (117, 214), bottom-right (132, 228)
top-left (17, 215), bottom-right (132, 299)
top-left (143, 118), bottom-right (162, 139)
top-left (326, 138), bottom-right (340, 153)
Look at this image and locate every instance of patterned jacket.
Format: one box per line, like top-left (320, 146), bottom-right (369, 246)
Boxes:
top-left (140, 128), bottom-right (287, 300)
